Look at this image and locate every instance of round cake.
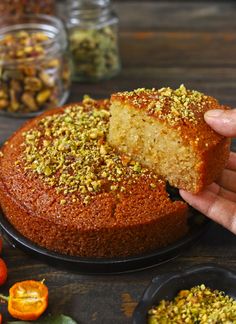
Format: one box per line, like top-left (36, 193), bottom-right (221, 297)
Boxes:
top-left (0, 97), bottom-right (188, 257)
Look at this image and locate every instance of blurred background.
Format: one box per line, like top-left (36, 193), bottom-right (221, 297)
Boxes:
top-left (1, 0), bottom-right (236, 138)
top-left (59, 0), bottom-right (236, 106)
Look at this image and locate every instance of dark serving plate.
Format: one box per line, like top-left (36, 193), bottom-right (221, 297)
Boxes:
top-left (0, 207), bottom-right (211, 274)
top-left (133, 264), bottom-right (236, 324)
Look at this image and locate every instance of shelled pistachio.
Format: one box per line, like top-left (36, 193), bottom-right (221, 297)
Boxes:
top-left (148, 284), bottom-right (236, 324)
top-left (0, 31), bottom-right (70, 114)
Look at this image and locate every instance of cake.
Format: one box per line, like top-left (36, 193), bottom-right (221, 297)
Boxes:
top-left (108, 85), bottom-right (231, 193)
top-left (0, 97), bottom-right (188, 258)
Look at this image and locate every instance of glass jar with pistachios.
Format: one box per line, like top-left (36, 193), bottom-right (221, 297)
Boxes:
top-left (66, 0), bottom-right (121, 82)
top-left (0, 15), bottom-right (71, 117)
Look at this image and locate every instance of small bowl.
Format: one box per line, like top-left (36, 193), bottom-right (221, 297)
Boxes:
top-left (133, 264), bottom-right (236, 324)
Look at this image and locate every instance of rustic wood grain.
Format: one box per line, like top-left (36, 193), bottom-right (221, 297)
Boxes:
top-left (114, 1), bottom-right (236, 31)
top-left (1, 1), bottom-right (236, 323)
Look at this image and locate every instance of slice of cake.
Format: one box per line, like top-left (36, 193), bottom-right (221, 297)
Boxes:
top-left (108, 85), bottom-right (230, 193)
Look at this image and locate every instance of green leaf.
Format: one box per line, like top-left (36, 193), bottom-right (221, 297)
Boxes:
top-left (7, 314), bottom-right (77, 324)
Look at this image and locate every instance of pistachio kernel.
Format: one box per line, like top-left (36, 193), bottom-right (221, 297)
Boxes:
top-left (148, 284), bottom-right (236, 323)
top-left (22, 97), bottom-right (154, 204)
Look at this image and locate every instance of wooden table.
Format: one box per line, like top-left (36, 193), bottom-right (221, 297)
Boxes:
top-left (1, 1), bottom-right (236, 322)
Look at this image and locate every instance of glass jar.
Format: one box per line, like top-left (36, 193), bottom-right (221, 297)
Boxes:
top-left (0, 0), bottom-right (56, 16)
top-left (0, 15), bottom-right (71, 117)
top-left (66, 0), bottom-right (121, 82)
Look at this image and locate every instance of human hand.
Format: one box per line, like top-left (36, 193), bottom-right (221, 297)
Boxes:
top-left (180, 109), bottom-right (236, 234)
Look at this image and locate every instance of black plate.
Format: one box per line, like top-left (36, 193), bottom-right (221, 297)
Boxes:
top-left (133, 264), bottom-right (236, 323)
top-left (0, 208), bottom-right (211, 274)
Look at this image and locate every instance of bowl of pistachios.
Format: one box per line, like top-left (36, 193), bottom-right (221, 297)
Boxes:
top-left (133, 264), bottom-right (236, 324)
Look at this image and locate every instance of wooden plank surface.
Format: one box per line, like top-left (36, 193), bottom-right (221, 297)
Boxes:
top-left (0, 224), bottom-right (235, 323)
top-left (115, 1), bottom-right (236, 31)
top-left (1, 1), bottom-right (236, 323)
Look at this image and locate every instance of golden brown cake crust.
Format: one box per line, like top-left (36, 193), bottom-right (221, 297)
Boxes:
top-left (0, 100), bottom-right (188, 257)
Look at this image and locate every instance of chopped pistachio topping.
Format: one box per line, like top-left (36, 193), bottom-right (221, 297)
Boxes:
top-left (148, 284), bottom-right (236, 323)
top-left (23, 97), bottom-right (155, 204)
top-left (116, 85), bottom-right (209, 125)
top-left (150, 183), bottom-right (156, 189)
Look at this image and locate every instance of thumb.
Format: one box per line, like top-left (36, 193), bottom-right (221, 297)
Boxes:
top-left (204, 109), bottom-right (236, 137)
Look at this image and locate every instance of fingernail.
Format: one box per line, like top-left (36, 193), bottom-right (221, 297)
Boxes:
top-left (205, 109), bottom-right (223, 118)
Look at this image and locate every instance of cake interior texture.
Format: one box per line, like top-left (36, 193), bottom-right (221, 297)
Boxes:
top-left (108, 85), bottom-right (230, 193)
top-left (0, 97), bottom-right (188, 258)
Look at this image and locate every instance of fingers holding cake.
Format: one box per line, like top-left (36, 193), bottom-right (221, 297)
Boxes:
top-left (179, 108), bottom-right (236, 234)
top-left (180, 159), bottom-right (236, 234)
top-left (206, 183), bottom-right (236, 203)
top-left (204, 109), bottom-right (236, 137)
top-left (216, 168), bottom-right (236, 193)
top-left (226, 152), bottom-right (236, 171)
top-left (179, 187), bottom-right (236, 235)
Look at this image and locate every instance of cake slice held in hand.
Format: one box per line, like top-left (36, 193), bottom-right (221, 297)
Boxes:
top-left (108, 85), bottom-right (230, 193)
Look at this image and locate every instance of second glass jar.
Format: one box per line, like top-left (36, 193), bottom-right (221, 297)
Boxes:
top-left (66, 0), bottom-right (121, 82)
